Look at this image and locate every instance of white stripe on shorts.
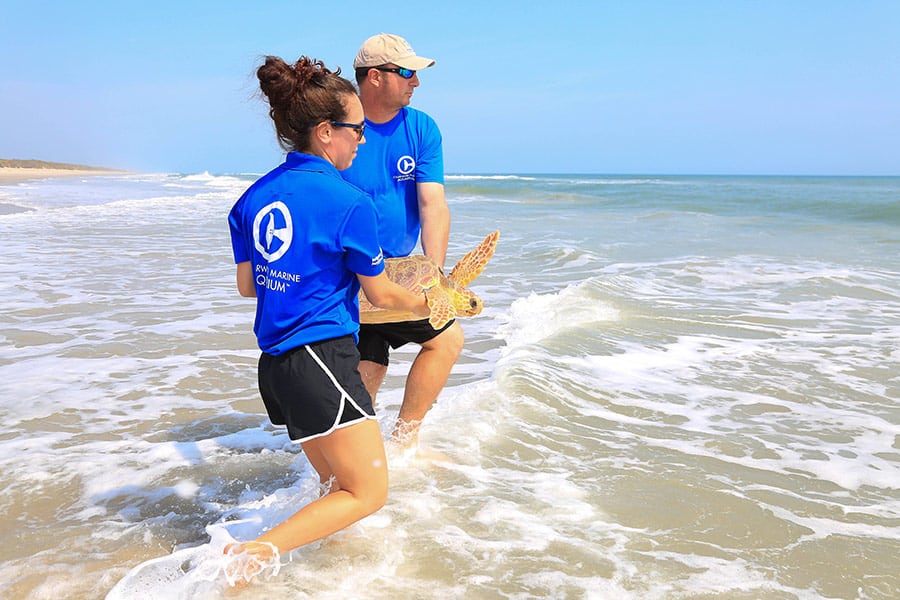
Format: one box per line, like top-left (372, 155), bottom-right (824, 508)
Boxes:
top-left (301, 344), bottom-right (373, 441)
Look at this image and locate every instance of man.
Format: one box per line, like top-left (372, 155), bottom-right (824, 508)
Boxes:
top-left (342, 33), bottom-right (463, 449)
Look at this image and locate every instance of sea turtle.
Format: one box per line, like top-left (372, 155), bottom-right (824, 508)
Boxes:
top-left (359, 230), bottom-right (500, 330)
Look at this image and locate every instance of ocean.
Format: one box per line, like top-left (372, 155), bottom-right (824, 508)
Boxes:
top-left (0, 172), bottom-right (897, 599)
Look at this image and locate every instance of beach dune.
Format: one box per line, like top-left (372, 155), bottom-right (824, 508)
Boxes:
top-left (0, 158), bottom-right (124, 184)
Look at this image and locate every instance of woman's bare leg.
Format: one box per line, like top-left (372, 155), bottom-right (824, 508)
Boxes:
top-left (225, 419), bottom-right (387, 582)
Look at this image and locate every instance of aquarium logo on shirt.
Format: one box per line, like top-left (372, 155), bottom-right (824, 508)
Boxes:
top-left (394, 155), bottom-right (416, 182)
top-left (253, 201), bottom-right (292, 262)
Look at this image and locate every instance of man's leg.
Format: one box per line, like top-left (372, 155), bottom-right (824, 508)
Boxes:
top-left (394, 321), bottom-right (464, 446)
top-left (358, 360), bottom-right (388, 406)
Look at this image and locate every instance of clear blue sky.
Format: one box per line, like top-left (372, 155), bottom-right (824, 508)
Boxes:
top-left (2, 1), bottom-right (898, 175)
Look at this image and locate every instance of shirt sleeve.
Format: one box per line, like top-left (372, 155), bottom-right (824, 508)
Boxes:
top-left (414, 113), bottom-right (444, 185)
top-left (341, 194), bottom-right (386, 276)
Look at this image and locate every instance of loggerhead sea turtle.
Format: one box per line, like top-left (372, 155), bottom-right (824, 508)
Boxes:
top-left (359, 230), bottom-right (500, 330)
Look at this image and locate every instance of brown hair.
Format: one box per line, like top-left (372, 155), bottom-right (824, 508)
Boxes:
top-left (257, 56), bottom-right (357, 152)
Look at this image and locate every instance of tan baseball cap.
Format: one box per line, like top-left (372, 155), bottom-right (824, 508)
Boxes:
top-left (353, 33), bottom-right (436, 70)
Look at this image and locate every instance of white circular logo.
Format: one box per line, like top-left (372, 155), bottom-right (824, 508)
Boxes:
top-left (397, 155), bottom-right (416, 175)
top-left (253, 201), bottom-right (292, 262)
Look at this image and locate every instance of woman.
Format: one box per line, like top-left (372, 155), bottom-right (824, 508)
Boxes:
top-left (225, 55), bottom-right (429, 584)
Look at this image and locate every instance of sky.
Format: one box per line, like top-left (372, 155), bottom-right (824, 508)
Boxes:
top-left (2, 1), bottom-right (898, 176)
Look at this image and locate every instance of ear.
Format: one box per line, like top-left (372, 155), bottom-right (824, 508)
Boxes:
top-left (366, 68), bottom-right (382, 88)
top-left (313, 120), bottom-right (331, 145)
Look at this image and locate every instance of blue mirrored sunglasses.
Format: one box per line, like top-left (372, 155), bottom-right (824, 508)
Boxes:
top-left (330, 121), bottom-right (366, 141)
top-left (374, 66), bottom-right (416, 79)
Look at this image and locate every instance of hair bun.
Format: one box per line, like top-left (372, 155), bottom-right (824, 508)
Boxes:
top-left (254, 54), bottom-right (356, 153)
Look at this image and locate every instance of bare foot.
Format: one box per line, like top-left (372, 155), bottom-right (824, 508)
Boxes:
top-left (390, 419), bottom-right (422, 450)
top-left (222, 541), bottom-right (279, 590)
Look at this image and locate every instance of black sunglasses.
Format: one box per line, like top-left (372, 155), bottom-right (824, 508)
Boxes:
top-left (374, 66), bottom-right (416, 79)
top-left (330, 121), bottom-right (366, 141)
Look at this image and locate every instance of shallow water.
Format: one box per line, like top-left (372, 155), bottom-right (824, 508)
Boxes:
top-left (0, 173), bottom-right (897, 599)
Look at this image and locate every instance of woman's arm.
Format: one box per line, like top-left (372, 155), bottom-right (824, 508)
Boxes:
top-left (236, 261), bottom-right (256, 298)
top-left (357, 271), bottom-right (429, 317)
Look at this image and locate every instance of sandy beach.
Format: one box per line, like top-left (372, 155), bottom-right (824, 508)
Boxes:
top-left (0, 167), bottom-right (124, 184)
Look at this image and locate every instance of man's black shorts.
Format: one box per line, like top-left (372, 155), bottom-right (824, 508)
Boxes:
top-left (357, 318), bottom-right (456, 366)
top-left (258, 335), bottom-right (375, 443)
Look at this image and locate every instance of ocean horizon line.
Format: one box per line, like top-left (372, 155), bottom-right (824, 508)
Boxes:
top-left (3, 158), bottom-right (899, 181)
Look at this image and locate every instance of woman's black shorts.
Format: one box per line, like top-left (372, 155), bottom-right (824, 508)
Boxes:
top-left (258, 335), bottom-right (375, 443)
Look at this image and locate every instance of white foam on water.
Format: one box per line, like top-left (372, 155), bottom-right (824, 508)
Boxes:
top-left (106, 520), bottom-right (282, 599)
top-left (495, 281), bottom-right (619, 349)
top-left (477, 253), bottom-right (899, 595)
top-left (445, 174), bottom-right (539, 181)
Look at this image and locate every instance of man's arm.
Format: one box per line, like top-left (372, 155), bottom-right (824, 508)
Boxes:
top-left (417, 181), bottom-right (449, 268)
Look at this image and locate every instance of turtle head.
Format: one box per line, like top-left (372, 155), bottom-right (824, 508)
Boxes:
top-left (454, 287), bottom-right (483, 317)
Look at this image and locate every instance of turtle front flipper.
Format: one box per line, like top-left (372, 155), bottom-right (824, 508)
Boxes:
top-left (425, 287), bottom-right (454, 329)
top-left (449, 230), bottom-right (499, 286)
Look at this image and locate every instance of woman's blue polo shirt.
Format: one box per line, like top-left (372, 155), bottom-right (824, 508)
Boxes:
top-left (229, 152), bottom-right (385, 355)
